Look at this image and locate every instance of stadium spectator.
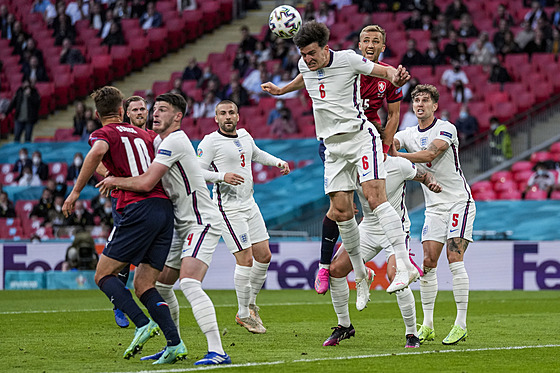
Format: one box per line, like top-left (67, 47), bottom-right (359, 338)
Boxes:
top-left (89, 2), bottom-right (104, 30)
top-left (30, 188), bottom-right (53, 219)
top-left (404, 9), bottom-right (423, 30)
top-left (547, 26), bottom-right (560, 53)
top-left (101, 22), bottom-right (125, 49)
top-left (62, 228), bottom-right (98, 271)
top-left (267, 99), bottom-right (286, 125)
top-left (232, 48), bottom-right (251, 77)
top-left (525, 0), bottom-right (548, 30)
top-left (457, 13), bottom-right (478, 38)
top-left (177, 0), bottom-right (197, 11)
top-left (44, 194), bottom-right (67, 228)
top-left (402, 76), bottom-right (420, 103)
top-left (169, 78), bottom-right (187, 100)
top-left (98, 8), bottom-right (116, 39)
top-left (193, 91), bottom-right (220, 118)
top-left (112, 0), bottom-right (127, 20)
top-left (445, 0), bottom-right (469, 20)
top-left (524, 27), bottom-right (549, 54)
top-left (424, 39), bottom-right (444, 66)
top-left (32, 0), bottom-right (53, 15)
top-left (59, 38), bottom-right (85, 66)
top-left (330, 0), bottom-right (351, 9)
top-left (302, 1), bottom-right (316, 22)
top-left (522, 162), bottom-right (556, 199)
top-left (1, 79), bottom-right (41, 143)
top-left (21, 38), bottom-right (45, 67)
top-left (0, 8), bottom-right (14, 39)
top-left (488, 57), bottom-right (511, 84)
top-left (254, 40), bottom-right (272, 64)
top-left (493, 19), bottom-right (511, 52)
top-left (400, 39), bottom-right (426, 67)
top-left (493, 3), bottom-right (515, 28)
top-left (270, 106), bottom-right (298, 138)
top-left (551, 1), bottom-right (560, 28)
top-left (443, 30), bottom-right (466, 62)
top-left (314, 2), bottom-right (335, 28)
top-left (515, 22), bottom-right (535, 50)
top-left (128, 0), bottom-right (146, 18)
top-left (18, 165), bottom-right (41, 186)
top-left (204, 79), bottom-right (223, 100)
top-left (182, 57), bottom-right (202, 81)
top-left (22, 56), bottom-right (48, 82)
top-left (65, 0), bottom-right (89, 25)
top-left (440, 109), bottom-right (451, 122)
top-left (139, 1), bottom-right (162, 30)
top-left (67, 152), bottom-right (96, 186)
top-left (227, 80), bottom-right (250, 108)
top-left (468, 32), bottom-right (496, 66)
top-left (274, 71), bottom-right (299, 100)
top-left (422, 0), bottom-right (441, 20)
top-left (46, 178), bottom-right (67, 199)
top-left (242, 62), bottom-right (269, 102)
top-left (499, 30), bottom-right (521, 56)
top-left (420, 13), bottom-right (433, 32)
top-left (197, 65), bottom-right (220, 91)
top-left (12, 148), bottom-right (32, 177)
top-left (488, 116), bottom-right (512, 165)
top-left (432, 13), bottom-right (453, 40)
top-left (64, 200), bottom-right (94, 227)
top-left (0, 191), bottom-right (16, 218)
top-left (9, 21), bottom-right (28, 56)
top-left (239, 25), bottom-right (257, 53)
top-left (185, 95), bottom-right (195, 116)
top-left (96, 198), bottom-right (114, 227)
top-left (454, 104), bottom-right (478, 143)
top-left (440, 60), bottom-right (469, 89)
top-left (451, 81), bottom-right (473, 104)
top-left (31, 150), bottom-right (49, 181)
top-left (399, 105), bottom-right (418, 130)
top-left (52, 12), bottom-right (76, 45)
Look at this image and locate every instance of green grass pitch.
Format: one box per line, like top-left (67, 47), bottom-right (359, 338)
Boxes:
top-left (1, 289), bottom-right (559, 372)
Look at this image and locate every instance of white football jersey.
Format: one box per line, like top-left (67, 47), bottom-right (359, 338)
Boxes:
top-left (357, 156), bottom-right (417, 235)
top-left (394, 118), bottom-right (473, 208)
top-left (197, 129), bottom-right (283, 211)
top-left (153, 130), bottom-right (222, 227)
top-left (298, 49), bottom-right (375, 140)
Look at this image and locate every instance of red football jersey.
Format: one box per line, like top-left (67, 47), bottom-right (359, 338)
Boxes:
top-left (89, 123), bottom-right (168, 211)
top-left (360, 61), bottom-right (403, 125)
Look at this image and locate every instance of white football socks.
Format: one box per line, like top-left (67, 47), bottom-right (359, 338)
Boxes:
top-left (396, 287), bottom-right (417, 336)
top-left (249, 260), bottom-right (269, 305)
top-left (155, 281), bottom-right (180, 337)
top-left (420, 267), bottom-right (438, 329)
top-left (374, 202), bottom-right (409, 268)
top-left (337, 218), bottom-right (366, 280)
top-left (234, 264), bottom-right (252, 318)
top-left (180, 278), bottom-right (224, 355)
top-left (450, 261), bottom-right (469, 329)
top-left (329, 276), bottom-right (351, 328)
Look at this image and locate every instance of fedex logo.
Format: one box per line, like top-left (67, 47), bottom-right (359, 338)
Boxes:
top-left (3, 245), bottom-right (64, 282)
top-left (514, 243), bottom-right (560, 290)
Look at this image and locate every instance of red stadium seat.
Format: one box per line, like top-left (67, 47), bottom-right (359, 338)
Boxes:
top-left (91, 55), bottom-right (114, 87)
top-left (493, 179), bottom-right (517, 193)
top-left (166, 18), bottom-right (187, 51)
top-left (470, 180), bottom-right (493, 192)
top-left (524, 188), bottom-right (548, 200)
top-left (53, 73), bottom-right (75, 108)
top-left (72, 63), bottom-right (94, 97)
top-left (530, 151), bottom-right (553, 163)
top-left (513, 170), bottom-right (534, 183)
top-left (0, 163), bottom-right (11, 174)
top-left (493, 102), bottom-right (518, 123)
top-left (473, 189), bottom-right (497, 201)
top-left (550, 190), bottom-right (560, 200)
top-left (183, 10), bottom-right (204, 42)
top-left (550, 142), bottom-right (560, 154)
top-left (0, 172), bottom-right (17, 185)
top-left (200, 1), bottom-right (222, 31)
top-left (498, 190), bottom-right (522, 200)
top-left (15, 200), bottom-right (37, 220)
top-left (128, 36), bottom-right (150, 70)
top-left (219, 0), bottom-right (234, 23)
top-left (152, 80), bottom-right (172, 96)
top-left (34, 82), bottom-right (56, 116)
top-left (490, 170), bottom-right (513, 183)
top-left (147, 28), bottom-right (169, 61)
top-left (49, 162), bottom-right (68, 181)
top-left (511, 161), bottom-right (533, 173)
top-left (110, 46), bottom-right (133, 79)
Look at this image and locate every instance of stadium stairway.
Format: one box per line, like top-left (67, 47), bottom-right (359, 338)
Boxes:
top-left (0, 1), bottom-right (279, 144)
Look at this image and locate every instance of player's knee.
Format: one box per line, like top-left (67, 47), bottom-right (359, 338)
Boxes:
top-left (423, 257), bottom-right (438, 269)
top-left (330, 208), bottom-right (354, 222)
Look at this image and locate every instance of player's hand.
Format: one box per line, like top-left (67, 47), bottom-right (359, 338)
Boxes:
top-left (62, 191), bottom-right (79, 218)
top-left (224, 172), bottom-right (244, 185)
top-left (392, 65), bottom-right (410, 88)
top-left (261, 81), bottom-right (282, 95)
top-left (427, 181), bottom-right (442, 193)
top-left (278, 161), bottom-right (290, 175)
top-left (388, 143), bottom-right (399, 157)
top-left (96, 176), bottom-right (118, 197)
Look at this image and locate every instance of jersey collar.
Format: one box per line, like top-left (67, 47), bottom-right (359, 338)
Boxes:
top-left (325, 49), bottom-right (334, 68)
top-left (218, 129), bottom-right (238, 138)
top-left (418, 117), bottom-right (437, 132)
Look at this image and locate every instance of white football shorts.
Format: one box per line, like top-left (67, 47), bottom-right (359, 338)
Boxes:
top-left (221, 201), bottom-right (269, 254)
top-left (421, 200), bottom-right (476, 243)
top-left (165, 222), bottom-right (223, 269)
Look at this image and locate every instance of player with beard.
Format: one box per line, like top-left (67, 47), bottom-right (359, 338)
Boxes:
top-left (97, 93), bottom-right (231, 366)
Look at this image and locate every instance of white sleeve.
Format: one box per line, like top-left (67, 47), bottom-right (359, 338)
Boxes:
top-left (347, 51), bottom-right (375, 75)
top-left (398, 158), bottom-right (418, 181)
top-left (153, 136), bottom-right (180, 169)
top-left (250, 137), bottom-right (283, 167)
top-left (435, 122), bottom-right (457, 146)
top-left (197, 136), bottom-right (225, 183)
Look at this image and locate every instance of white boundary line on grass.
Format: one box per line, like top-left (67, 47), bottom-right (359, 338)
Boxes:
top-left (107, 344), bottom-right (560, 373)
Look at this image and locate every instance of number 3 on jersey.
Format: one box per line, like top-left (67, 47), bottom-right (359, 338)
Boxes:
top-left (240, 154), bottom-right (245, 167)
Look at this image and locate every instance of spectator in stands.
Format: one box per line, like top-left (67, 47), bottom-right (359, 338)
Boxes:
top-left (275, 71), bottom-right (299, 99)
top-left (22, 56), bottom-right (48, 82)
top-left (488, 56), bottom-right (511, 84)
top-left (499, 30), bottom-right (521, 56)
top-left (493, 3), bottom-right (515, 28)
top-left (239, 25), bottom-right (257, 53)
top-left (488, 116), bottom-right (512, 165)
top-left (432, 13), bottom-right (453, 40)
top-left (402, 76), bottom-right (420, 103)
top-left (53, 12), bottom-right (76, 45)
top-left (112, 0), bottom-right (127, 20)
top-left (227, 80), bottom-right (250, 108)
top-left (547, 26), bottom-right (560, 53)
top-left (21, 38), bottom-right (45, 67)
top-left (64, 199), bottom-right (94, 227)
top-left (169, 77), bottom-right (187, 100)
top-left (469, 32), bottom-right (496, 66)
top-left (524, 27), bottom-right (549, 54)
top-left (399, 105), bottom-right (418, 131)
top-left (455, 104), bottom-right (478, 143)
top-left (400, 39), bottom-right (426, 67)
top-left (522, 162), bottom-right (556, 199)
top-left (443, 30), bottom-right (466, 62)
top-left (31, 150), bottom-right (49, 181)
top-left (232, 47), bottom-right (251, 77)
top-left (452, 80), bottom-right (473, 104)
top-left (457, 13), bottom-right (478, 38)
top-left (0, 5), bottom-right (9, 33)
top-left (12, 148), bottom-right (32, 177)
top-left (9, 21), bottom-right (28, 56)
top-left (254, 40), bottom-right (272, 64)
top-left (197, 65), bottom-right (220, 91)
top-left (420, 13), bottom-right (433, 32)
top-left (456, 41), bottom-right (470, 65)
top-left (445, 0), bottom-right (469, 20)
top-left (98, 8), bottom-right (116, 39)
top-left (422, 0), bottom-right (441, 20)
top-left (424, 39), bottom-right (444, 66)
top-left (440, 109), bottom-right (451, 122)
top-left (185, 95), bottom-right (195, 116)
top-left (314, 2), bottom-right (335, 28)
top-left (65, 0), bottom-right (89, 25)
top-left (178, 0), bottom-right (197, 11)
top-left (32, 0), bottom-right (53, 15)
top-left (330, 0), bottom-right (351, 9)
top-left (242, 61), bottom-right (269, 102)
top-left (129, 0), bottom-right (146, 18)
top-left (1, 9), bottom-right (14, 40)
top-left (302, 1), bottom-right (316, 22)
top-left (30, 188), bottom-right (53, 219)
top-left (0, 191), bottom-right (16, 218)
top-left (44, 194), bottom-right (66, 228)
top-left (96, 198), bottom-right (114, 227)
top-left (193, 91), bottom-right (220, 118)
top-left (441, 59), bottom-right (469, 89)
top-left (46, 178), bottom-right (67, 199)
top-left (101, 22), bottom-right (125, 49)
top-left (551, 1), bottom-right (560, 28)
top-left (271, 104), bottom-right (298, 138)
top-left (89, 2), bottom-right (104, 30)
top-left (404, 8), bottom-right (423, 30)
top-left (182, 57), bottom-right (202, 81)
top-left (81, 118), bottom-right (100, 141)
top-left (516, 22), bottom-right (535, 50)
top-left (525, 1), bottom-right (548, 30)
top-left (140, 1), bottom-right (162, 30)
top-left (67, 152), bottom-right (95, 186)
top-left (203, 78), bottom-right (223, 100)
top-left (1, 78), bottom-right (41, 143)
top-left (60, 37), bottom-right (85, 67)
top-left (493, 19), bottom-right (511, 52)
top-left (19, 165), bottom-right (42, 186)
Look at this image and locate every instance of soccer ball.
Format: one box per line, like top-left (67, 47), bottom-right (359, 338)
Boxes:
top-left (269, 5), bottom-right (302, 39)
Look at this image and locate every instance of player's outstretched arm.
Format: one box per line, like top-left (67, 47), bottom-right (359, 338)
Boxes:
top-left (384, 101), bottom-right (401, 151)
top-left (261, 73), bottom-right (304, 96)
top-left (369, 64), bottom-right (410, 88)
top-left (397, 139), bottom-right (448, 164)
top-left (413, 169), bottom-right (442, 193)
top-left (278, 160), bottom-right (290, 175)
top-left (63, 141), bottom-right (108, 217)
top-left (96, 162), bottom-right (169, 195)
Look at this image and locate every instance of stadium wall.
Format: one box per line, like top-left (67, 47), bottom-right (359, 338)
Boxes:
top-left (1, 241), bottom-right (559, 291)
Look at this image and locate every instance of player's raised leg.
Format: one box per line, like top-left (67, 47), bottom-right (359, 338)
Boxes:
top-left (316, 213), bottom-right (339, 294)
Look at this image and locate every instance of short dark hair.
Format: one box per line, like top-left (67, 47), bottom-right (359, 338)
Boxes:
top-left (411, 84), bottom-right (439, 103)
top-left (123, 95), bottom-right (147, 113)
top-left (155, 93), bottom-right (187, 116)
top-left (293, 21), bottom-right (330, 49)
top-left (90, 86), bottom-right (124, 118)
top-left (215, 100), bottom-right (239, 114)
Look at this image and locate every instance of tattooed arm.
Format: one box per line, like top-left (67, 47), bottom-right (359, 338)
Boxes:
top-left (412, 168), bottom-right (442, 193)
top-left (397, 139), bottom-right (449, 164)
